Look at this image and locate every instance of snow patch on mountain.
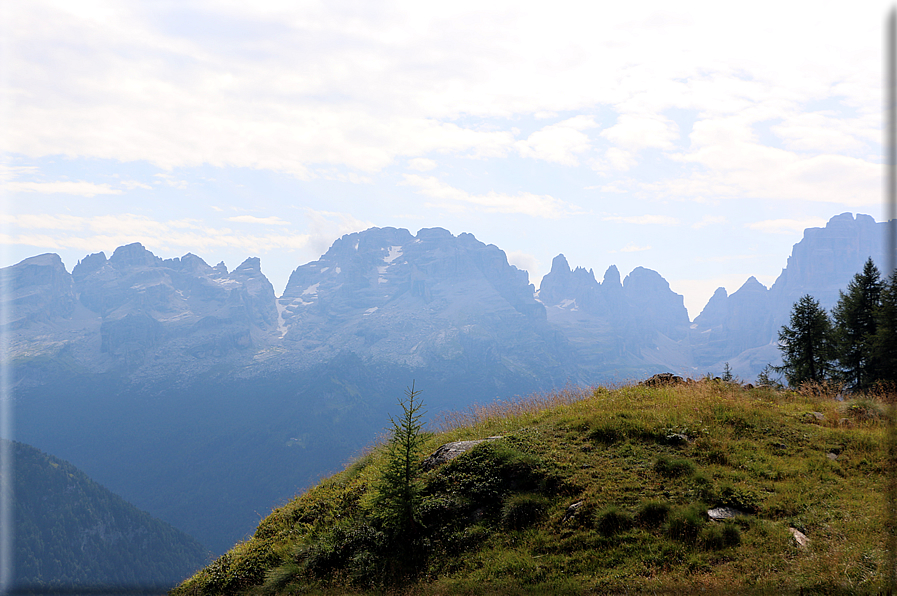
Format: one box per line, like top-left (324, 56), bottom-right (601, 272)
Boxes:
top-left (384, 246), bottom-right (403, 263)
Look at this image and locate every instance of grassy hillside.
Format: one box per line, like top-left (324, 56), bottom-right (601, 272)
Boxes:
top-left (172, 380), bottom-right (891, 595)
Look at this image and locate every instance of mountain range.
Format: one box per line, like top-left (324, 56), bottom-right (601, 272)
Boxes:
top-left (3, 212), bottom-right (892, 554)
top-left (3, 439), bottom-right (209, 590)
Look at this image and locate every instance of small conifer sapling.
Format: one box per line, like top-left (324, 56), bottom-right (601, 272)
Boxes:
top-left (373, 382), bottom-right (427, 535)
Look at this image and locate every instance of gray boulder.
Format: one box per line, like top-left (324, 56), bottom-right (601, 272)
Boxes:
top-left (422, 436), bottom-right (502, 471)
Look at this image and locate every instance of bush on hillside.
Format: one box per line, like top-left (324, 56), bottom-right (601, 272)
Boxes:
top-left (501, 493), bottom-right (550, 530)
top-left (666, 506), bottom-right (706, 545)
top-left (654, 456), bottom-right (696, 478)
top-left (635, 500), bottom-right (671, 528)
top-left (595, 506), bottom-right (634, 536)
top-left (700, 522), bottom-right (741, 550)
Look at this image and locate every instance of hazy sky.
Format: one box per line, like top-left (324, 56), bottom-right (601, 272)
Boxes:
top-left (0, 1), bottom-right (889, 317)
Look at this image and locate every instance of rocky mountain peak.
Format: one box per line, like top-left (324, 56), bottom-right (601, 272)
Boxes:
top-left (8, 243), bottom-right (282, 368)
top-left (169, 253), bottom-right (214, 276)
top-left (622, 267), bottom-right (673, 294)
top-left (72, 252), bottom-right (108, 282)
top-left (693, 287), bottom-right (729, 329)
top-left (736, 276), bottom-right (767, 293)
top-left (416, 227), bottom-right (453, 241)
top-left (622, 267), bottom-right (690, 341)
top-left (6, 253), bottom-right (77, 328)
top-left (550, 254), bottom-right (571, 275)
top-left (769, 212), bottom-right (889, 312)
top-left (602, 265), bottom-right (621, 288)
top-left (538, 255), bottom-right (599, 309)
top-left (108, 243), bottom-right (163, 270)
top-left (277, 226), bottom-right (550, 364)
top-left (232, 257), bottom-right (262, 275)
top-left (18, 253), bottom-right (66, 269)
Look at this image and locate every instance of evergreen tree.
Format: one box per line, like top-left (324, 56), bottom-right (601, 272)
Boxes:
top-left (372, 382), bottom-right (427, 535)
top-left (831, 258), bottom-right (882, 392)
top-left (776, 295), bottom-right (834, 387)
top-left (874, 269), bottom-right (897, 384)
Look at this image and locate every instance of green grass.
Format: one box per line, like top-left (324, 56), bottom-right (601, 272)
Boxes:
top-left (171, 382), bottom-right (892, 595)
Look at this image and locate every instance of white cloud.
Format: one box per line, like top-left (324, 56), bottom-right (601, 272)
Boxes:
top-left (5, 1), bottom-right (882, 188)
top-left (0, 213), bottom-right (312, 254)
top-left (408, 158), bottom-right (437, 172)
top-left (603, 148), bottom-right (637, 171)
top-left (619, 244), bottom-right (651, 253)
top-left (692, 215), bottom-right (727, 229)
top-left (770, 112), bottom-right (873, 154)
top-left (317, 169), bottom-right (373, 184)
top-left (154, 174), bottom-right (188, 189)
top-left (516, 116), bottom-right (598, 165)
top-left (0, 214), bottom-right (87, 230)
top-left (401, 175), bottom-right (579, 219)
top-left (603, 214), bottom-right (679, 225)
top-left (227, 215), bottom-right (292, 226)
top-left (746, 217), bottom-right (828, 234)
top-left (0, 165), bottom-right (38, 182)
top-left (600, 113), bottom-right (679, 151)
top-left (2, 180), bottom-right (122, 197)
top-left (304, 209), bottom-right (375, 258)
top-left (505, 250), bottom-right (539, 281)
top-left (658, 115), bottom-right (881, 206)
top-left (121, 180), bottom-right (153, 190)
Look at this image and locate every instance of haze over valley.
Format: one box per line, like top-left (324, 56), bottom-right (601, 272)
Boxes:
top-left (4, 212), bottom-right (890, 557)
top-left (2, 2), bottom-right (893, 590)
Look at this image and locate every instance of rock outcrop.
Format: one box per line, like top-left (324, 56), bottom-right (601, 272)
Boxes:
top-left (422, 437), bottom-right (503, 471)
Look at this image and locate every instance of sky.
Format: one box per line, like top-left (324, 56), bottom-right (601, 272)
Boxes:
top-left (0, 0), bottom-right (891, 318)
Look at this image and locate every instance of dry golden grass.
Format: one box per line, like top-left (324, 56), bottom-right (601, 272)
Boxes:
top-left (430, 384), bottom-right (595, 434)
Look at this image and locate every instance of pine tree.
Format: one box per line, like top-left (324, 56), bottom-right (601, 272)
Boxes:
top-left (776, 295), bottom-right (834, 388)
top-left (874, 269), bottom-right (897, 384)
top-left (831, 258), bottom-right (882, 392)
top-left (372, 382), bottom-right (427, 535)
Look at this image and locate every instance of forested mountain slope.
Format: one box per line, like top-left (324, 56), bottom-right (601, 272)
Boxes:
top-left (3, 440), bottom-right (210, 590)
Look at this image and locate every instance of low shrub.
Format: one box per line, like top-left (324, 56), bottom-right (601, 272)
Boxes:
top-left (666, 505), bottom-right (705, 544)
top-left (846, 399), bottom-right (882, 421)
top-left (700, 522), bottom-right (741, 550)
top-left (588, 415), bottom-right (662, 444)
top-left (501, 493), bottom-right (550, 530)
top-left (694, 438), bottom-right (730, 466)
top-left (635, 500), bottom-right (670, 528)
top-left (719, 484), bottom-right (762, 513)
top-left (690, 472), bottom-right (717, 502)
top-left (595, 505), bottom-right (633, 536)
top-left (654, 456), bottom-right (696, 478)
top-left (722, 523), bottom-right (741, 547)
top-left (203, 541), bottom-right (281, 595)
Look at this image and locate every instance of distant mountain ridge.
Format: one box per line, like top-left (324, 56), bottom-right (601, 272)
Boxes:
top-left (9, 213), bottom-right (890, 384)
top-left (4, 439), bottom-right (209, 589)
top-left (3, 212), bottom-right (892, 554)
